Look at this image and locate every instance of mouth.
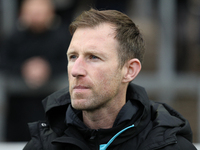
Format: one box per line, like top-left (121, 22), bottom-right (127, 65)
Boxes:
top-left (73, 85), bottom-right (89, 89)
top-left (72, 85), bottom-right (91, 93)
top-left (73, 85), bottom-right (89, 92)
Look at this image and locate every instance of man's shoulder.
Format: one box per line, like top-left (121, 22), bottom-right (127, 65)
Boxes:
top-left (27, 121), bottom-right (54, 136)
top-left (23, 121), bottom-right (58, 150)
top-left (144, 101), bottom-right (197, 150)
top-left (174, 136), bottom-right (197, 150)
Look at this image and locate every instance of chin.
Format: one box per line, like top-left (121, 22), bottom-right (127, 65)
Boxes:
top-left (71, 100), bottom-right (87, 110)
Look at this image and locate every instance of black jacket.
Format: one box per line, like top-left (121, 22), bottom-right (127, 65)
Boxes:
top-left (23, 83), bottom-right (197, 150)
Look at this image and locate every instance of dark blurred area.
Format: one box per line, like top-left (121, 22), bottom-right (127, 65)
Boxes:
top-left (0, 0), bottom-right (72, 141)
top-left (0, 0), bottom-right (200, 143)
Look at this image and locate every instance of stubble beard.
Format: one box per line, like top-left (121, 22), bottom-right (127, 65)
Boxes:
top-left (70, 66), bottom-right (123, 111)
top-left (71, 79), bottom-right (122, 112)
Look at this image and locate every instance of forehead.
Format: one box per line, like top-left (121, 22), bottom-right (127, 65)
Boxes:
top-left (68, 23), bottom-right (118, 51)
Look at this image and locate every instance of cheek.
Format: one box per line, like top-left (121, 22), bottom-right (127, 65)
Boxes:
top-left (67, 64), bottom-right (71, 74)
top-left (94, 68), bottom-right (120, 88)
top-left (67, 68), bottom-right (74, 91)
top-left (93, 69), bottom-right (108, 83)
top-left (67, 66), bottom-right (73, 80)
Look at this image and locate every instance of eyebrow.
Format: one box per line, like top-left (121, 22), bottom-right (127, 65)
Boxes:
top-left (67, 45), bottom-right (99, 55)
top-left (67, 47), bottom-right (107, 59)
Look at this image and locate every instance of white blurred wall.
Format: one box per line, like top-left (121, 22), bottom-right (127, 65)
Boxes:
top-left (0, 143), bottom-right (200, 150)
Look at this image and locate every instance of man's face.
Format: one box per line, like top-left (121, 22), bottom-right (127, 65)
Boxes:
top-left (67, 23), bottom-right (125, 111)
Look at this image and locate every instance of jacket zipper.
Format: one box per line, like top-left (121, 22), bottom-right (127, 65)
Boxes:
top-left (99, 124), bottom-right (135, 150)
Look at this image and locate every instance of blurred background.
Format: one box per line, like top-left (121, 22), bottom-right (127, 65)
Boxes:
top-left (0, 0), bottom-right (200, 148)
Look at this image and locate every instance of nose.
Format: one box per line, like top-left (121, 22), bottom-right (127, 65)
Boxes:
top-left (70, 57), bottom-right (86, 78)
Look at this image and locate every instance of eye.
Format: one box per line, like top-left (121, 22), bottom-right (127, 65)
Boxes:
top-left (68, 54), bottom-right (77, 60)
top-left (89, 55), bottom-right (99, 60)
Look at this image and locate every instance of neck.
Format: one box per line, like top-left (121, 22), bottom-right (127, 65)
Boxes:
top-left (82, 98), bottom-right (126, 130)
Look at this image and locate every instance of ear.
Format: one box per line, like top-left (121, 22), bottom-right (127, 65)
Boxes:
top-left (122, 58), bottom-right (141, 83)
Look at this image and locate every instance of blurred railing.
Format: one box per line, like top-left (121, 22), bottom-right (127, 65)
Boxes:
top-left (0, 73), bottom-right (68, 141)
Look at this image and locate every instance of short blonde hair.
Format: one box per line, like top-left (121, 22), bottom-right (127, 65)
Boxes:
top-left (69, 8), bottom-right (145, 67)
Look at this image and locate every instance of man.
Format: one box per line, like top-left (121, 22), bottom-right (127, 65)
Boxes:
top-left (23, 8), bottom-right (197, 150)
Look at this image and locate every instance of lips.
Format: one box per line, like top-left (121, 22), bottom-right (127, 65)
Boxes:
top-left (72, 85), bottom-right (91, 93)
top-left (73, 85), bottom-right (89, 89)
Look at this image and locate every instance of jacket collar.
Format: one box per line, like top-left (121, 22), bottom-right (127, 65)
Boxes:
top-left (42, 83), bottom-right (149, 115)
top-left (41, 83), bottom-right (151, 137)
top-left (43, 83), bottom-right (152, 145)
top-left (65, 100), bottom-right (140, 128)
top-left (42, 83), bottom-right (193, 149)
